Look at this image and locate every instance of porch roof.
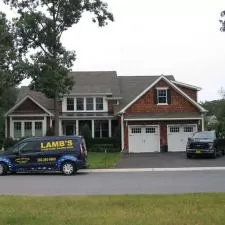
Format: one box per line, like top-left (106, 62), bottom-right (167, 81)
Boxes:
top-left (59, 112), bottom-right (115, 119)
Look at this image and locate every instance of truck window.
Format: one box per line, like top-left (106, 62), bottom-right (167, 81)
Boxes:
top-left (19, 141), bottom-right (39, 154)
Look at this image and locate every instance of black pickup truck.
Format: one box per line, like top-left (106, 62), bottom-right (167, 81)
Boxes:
top-left (186, 130), bottom-right (225, 158)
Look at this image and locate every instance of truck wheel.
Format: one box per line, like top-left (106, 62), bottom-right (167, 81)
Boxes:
top-left (0, 163), bottom-right (8, 176)
top-left (186, 154), bottom-right (192, 159)
top-left (61, 161), bottom-right (76, 175)
top-left (212, 149), bottom-right (217, 159)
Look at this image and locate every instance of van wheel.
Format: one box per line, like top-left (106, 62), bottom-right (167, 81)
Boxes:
top-left (61, 162), bottom-right (76, 175)
top-left (0, 163), bottom-right (8, 176)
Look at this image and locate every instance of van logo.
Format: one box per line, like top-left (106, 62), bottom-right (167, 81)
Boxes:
top-left (41, 140), bottom-right (73, 151)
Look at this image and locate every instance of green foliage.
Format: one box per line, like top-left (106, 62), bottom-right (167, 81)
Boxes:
top-left (3, 0), bottom-right (114, 135)
top-left (46, 127), bottom-right (55, 136)
top-left (80, 124), bottom-right (92, 140)
top-left (86, 138), bottom-right (121, 152)
top-left (0, 12), bottom-right (25, 103)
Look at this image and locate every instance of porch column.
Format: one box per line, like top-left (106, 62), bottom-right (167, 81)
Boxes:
top-left (201, 115), bottom-right (205, 131)
top-left (91, 120), bottom-right (95, 138)
top-left (43, 116), bottom-right (47, 136)
top-left (76, 120), bottom-right (79, 135)
top-left (9, 117), bottom-right (13, 138)
top-left (121, 114), bottom-right (124, 150)
top-left (21, 121), bottom-right (25, 137)
top-left (108, 119), bottom-right (112, 138)
top-left (59, 119), bottom-right (62, 136)
top-left (32, 121), bottom-right (35, 136)
top-left (92, 120), bottom-right (95, 138)
top-left (5, 118), bottom-right (7, 138)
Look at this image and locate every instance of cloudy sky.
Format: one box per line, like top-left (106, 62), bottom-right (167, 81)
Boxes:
top-left (1, 0), bottom-right (225, 102)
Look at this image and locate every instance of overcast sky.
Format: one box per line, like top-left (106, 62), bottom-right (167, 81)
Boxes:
top-left (1, 0), bottom-right (225, 102)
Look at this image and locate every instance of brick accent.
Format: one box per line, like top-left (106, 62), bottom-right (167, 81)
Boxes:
top-left (108, 100), bottom-right (117, 113)
top-left (13, 98), bottom-right (45, 114)
top-left (125, 80), bottom-right (199, 114)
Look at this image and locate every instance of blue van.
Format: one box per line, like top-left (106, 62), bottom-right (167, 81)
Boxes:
top-left (0, 136), bottom-right (87, 175)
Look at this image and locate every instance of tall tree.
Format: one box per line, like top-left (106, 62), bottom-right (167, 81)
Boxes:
top-left (220, 11), bottom-right (225, 31)
top-left (0, 11), bottom-right (24, 107)
top-left (3, 0), bottom-right (114, 135)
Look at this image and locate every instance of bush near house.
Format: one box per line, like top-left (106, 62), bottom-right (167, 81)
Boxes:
top-left (86, 138), bottom-right (121, 153)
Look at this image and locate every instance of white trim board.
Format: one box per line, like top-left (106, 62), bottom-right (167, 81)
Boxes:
top-left (119, 75), bottom-right (207, 114)
top-left (124, 117), bottom-right (202, 121)
top-left (4, 95), bottom-right (54, 117)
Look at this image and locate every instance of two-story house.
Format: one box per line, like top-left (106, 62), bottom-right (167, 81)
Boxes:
top-left (4, 71), bottom-right (207, 153)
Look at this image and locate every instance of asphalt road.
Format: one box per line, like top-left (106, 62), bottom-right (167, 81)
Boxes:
top-left (0, 170), bottom-right (225, 196)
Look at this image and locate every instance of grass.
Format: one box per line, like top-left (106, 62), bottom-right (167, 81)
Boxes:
top-left (87, 152), bottom-right (121, 169)
top-left (0, 193), bottom-right (225, 225)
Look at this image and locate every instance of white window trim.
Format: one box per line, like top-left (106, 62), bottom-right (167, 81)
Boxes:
top-left (62, 97), bottom-right (108, 112)
top-left (12, 120), bottom-right (45, 140)
top-left (66, 97), bottom-right (75, 111)
top-left (157, 88), bottom-right (168, 105)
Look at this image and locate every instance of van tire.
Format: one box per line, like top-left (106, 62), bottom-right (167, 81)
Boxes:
top-left (61, 161), bottom-right (76, 176)
top-left (0, 163), bottom-right (8, 176)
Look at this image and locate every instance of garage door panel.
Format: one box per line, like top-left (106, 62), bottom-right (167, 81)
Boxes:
top-left (129, 126), bottom-right (160, 153)
top-left (167, 124), bottom-right (197, 152)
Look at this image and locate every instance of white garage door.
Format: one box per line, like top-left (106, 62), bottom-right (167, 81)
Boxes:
top-left (128, 126), bottom-right (160, 153)
top-left (167, 124), bottom-right (197, 152)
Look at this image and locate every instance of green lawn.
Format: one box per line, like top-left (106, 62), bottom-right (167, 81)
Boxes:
top-left (87, 152), bottom-right (121, 169)
top-left (0, 194), bottom-right (225, 225)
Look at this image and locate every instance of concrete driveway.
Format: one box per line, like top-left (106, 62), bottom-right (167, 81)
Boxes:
top-left (115, 152), bottom-right (225, 168)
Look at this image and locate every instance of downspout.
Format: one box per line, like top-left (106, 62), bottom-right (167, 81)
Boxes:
top-left (120, 113), bottom-right (125, 151)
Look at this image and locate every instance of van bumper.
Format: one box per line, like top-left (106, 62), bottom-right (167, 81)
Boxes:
top-left (76, 160), bottom-right (88, 169)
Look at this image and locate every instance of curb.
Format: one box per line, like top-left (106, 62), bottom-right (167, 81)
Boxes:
top-left (80, 167), bottom-right (225, 173)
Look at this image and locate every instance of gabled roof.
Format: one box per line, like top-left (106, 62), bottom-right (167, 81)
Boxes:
top-left (117, 75), bottom-right (207, 114)
top-left (171, 80), bottom-right (202, 91)
top-left (5, 87), bottom-right (54, 116)
top-left (69, 71), bottom-right (121, 96)
top-left (114, 75), bottom-right (175, 113)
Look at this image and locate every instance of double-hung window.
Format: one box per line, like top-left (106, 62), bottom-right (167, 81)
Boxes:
top-left (67, 98), bottom-right (74, 111)
top-left (76, 98), bottom-right (84, 111)
top-left (86, 98), bottom-right (94, 111)
top-left (96, 97), bottom-right (103, 110)
top-left (157, 88), bottom-right (168, 104)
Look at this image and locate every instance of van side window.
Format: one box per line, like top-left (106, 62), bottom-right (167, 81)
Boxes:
top-left (19, 141), bottom-right (39, 154)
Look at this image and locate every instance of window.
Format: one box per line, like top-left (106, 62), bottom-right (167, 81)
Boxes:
top-left (67, 98), bottom-right (74, 111)
top-left (35, 122), bottom-right (43, 136)
top-left (184, 126), bottom-right (194, 133)
top-left (170, 127), bottom-right (180, 133)
top-left (86, 98), bottom-right (94, 111)
top-left (94, 120), bottom-right (109, 138)
top-left (96, 98), bottom-right (103, 110)
top-left (14, 122), bottom-right (21, 138)
top-left (24, 122), bottom-right (32, 137)
top-left (146, 127), bottom-right (156, 133)
top-left (157, 89), bottom-right (167, 104)
top-left (76, 98), bottom-right (84, 111)
top-left (19, 141), bottom-right (39, 153)
top-left (131, 128), bottom-right (142, 134)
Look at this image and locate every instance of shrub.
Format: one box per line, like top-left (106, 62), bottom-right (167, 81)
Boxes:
top-left (46, 127), bottom-right (55, 136)
top-left (80, 124), bottom-right (92, 140)
top-left (3, 137), bottom-right (17, 149)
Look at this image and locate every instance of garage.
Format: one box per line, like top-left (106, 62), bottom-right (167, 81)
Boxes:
top-left (167, 124), bottom-right (197, 152)
top-left (128, 125), bottom-right (160, 153)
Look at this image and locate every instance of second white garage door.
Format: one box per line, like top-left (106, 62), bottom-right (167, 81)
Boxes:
top-left (167, 124), bottom-right (197, 152)
top-left (128, 126), bottom-right (160, 153)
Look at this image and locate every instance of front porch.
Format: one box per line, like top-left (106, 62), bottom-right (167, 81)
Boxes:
top-left (59, 119), bottom-right (119, 138)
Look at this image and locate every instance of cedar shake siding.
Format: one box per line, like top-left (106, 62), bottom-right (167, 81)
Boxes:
top-left (125, 80), bottom-right (199, 115)
top-left (177, 85), bottom-right (197, 101)
top-left (13, 98), bottom-right (46, 114)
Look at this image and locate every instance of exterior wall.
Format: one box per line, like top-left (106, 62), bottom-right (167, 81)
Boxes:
top-left (177, 85), bottom-right (197, 101)
top-left (125, 80), bottom-right (199, 114)
top-left (123, 120), bottom-right (200, 152)
top-left (13, 98), bottom-right (45, 114)
top-left (108, 100), bottom-right (118, 114)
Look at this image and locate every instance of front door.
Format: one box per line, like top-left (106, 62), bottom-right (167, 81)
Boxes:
top-left (66, 124), bottom-right (75, 135)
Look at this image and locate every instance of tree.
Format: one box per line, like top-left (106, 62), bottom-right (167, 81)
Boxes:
top-left (3, 0), bottom-right (114, 135)
top-left (220, 11), bottom-right (225, 32)
top-left (0, 12), bottom-right (24, 107)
